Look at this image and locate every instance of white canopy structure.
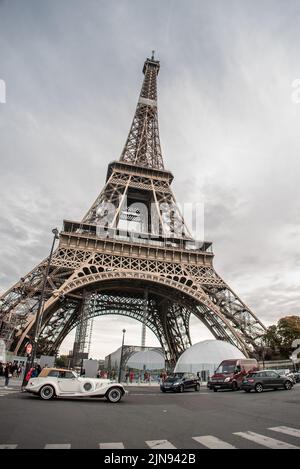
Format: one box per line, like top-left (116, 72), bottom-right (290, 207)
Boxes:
top-left (126, 350), bottom-right (165, 371)
top-left (174, 340), bottom-right (245, 380)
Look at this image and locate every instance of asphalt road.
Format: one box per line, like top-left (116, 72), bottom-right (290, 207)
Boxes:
top-left (0, 383), bottom-right (300, 449)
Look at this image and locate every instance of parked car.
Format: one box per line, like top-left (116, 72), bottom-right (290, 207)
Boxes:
top-left (160, 373), bottom-right (200, 393)
top-left (274, 369), bottom-right (297, 384)
top-left (208, 359), bottom-right (258, 392)
top-left (25, 367), bottom-right (127, 403)
top-left (241, 370), bottom-right (294, 393)
top-left (293, 372), bottom-right (300, 383)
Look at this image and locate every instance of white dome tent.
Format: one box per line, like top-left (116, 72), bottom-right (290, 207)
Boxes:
top-left (174, 339), bottom-right (245, 381)
top-left (126, 350), bottom-right (165, 371)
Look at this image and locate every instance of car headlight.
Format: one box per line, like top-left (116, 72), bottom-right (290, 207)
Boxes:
top-left (173, 381), bottom-right (181, 385)
top-left (224, 377), bottom-right (231, 382)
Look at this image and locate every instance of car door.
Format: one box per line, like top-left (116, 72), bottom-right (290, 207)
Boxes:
top-left (256, 371), bottom-right (270, 389)
top-left (186, 373), bottom-right (195, 389)
top-left (270, 371), bottom-right (285, 388)
top-left (264, 371), bottom-right (280, 388)
top-left (57, 371), bottom-right (79, 393)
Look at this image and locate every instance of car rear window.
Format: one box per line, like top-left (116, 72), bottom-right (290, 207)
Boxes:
top-left (48, 370), bottom-right (60, 377)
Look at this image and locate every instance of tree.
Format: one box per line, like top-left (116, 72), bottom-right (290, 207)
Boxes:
top-left (55, 355), bottom-right (70, 368)
top-left (262, 315), bottom-right (300, 359)
top-left (277, 316), bottom-right (300, 358)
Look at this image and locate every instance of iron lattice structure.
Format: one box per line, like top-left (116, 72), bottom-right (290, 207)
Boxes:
top-left (0, 55), bottom-right (266, 367)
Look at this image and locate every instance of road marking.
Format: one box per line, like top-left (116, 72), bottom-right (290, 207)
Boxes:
top-left (129, 392), bottom-right (210, 396)
top-left (44, 444), bottom-right (71, 449)
top-left (269, 426), bottom-right (300, 438)
top-left (193, 435), bottom-right (236, 449)
top-left (233, 431), bottom-right (299, 449)
top-left (146, 440), bottom-right (177, 449)
top-left (0, 445), bottom-right (18, 449)
top-left (99, 442), bottom-right (125, 449)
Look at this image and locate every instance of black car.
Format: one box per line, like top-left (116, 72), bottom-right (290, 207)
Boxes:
top-left (160, 373), bottom-right (200, 393)
top-left (241, 370), bottom-right (294, 393)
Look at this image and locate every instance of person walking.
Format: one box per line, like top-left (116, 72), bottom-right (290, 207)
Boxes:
top-left (4, 362), bottom-right (13, 388)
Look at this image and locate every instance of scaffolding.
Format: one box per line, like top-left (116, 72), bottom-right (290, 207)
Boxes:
top-left (141, 289), bottom-right (148, 350)
top-left (71, 292), bottom-right (94, 367)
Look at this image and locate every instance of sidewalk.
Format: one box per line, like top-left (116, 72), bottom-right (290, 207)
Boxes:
top-left (122, 381), bottom-right (160, 387)
top-left (0, 377), bottom-right (23, 389)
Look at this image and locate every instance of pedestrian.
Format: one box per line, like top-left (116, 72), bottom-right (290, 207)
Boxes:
top-left (4, 362), bottom-right (13, 388)
top-left (25, 367), bottom-right (35, 383)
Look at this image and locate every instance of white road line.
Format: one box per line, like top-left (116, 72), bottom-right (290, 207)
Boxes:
top-left (233, 431), bottom-right (299, 449)
top-left (269, 426), bottom-right (300, 438)
top-left (193, 435), bottom-right (236, 449)
top-left (99, 442), bottom-right (125, 449)
top-left (129, 393), bottom-right (210, 396)
top-left (44, 444), bottom-right (71, 449)
top-left (0, 391), bottom-right (19, 395)
top-left (0, 445), bottom-right (18, 449)
top-left (146, 440), bottom-right (176, 449)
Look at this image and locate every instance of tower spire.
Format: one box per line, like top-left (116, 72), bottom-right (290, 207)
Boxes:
top-left (119, 55), bottom-right (164, 169)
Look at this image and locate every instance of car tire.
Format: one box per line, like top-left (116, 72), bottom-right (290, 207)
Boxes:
top-left (178, 384), bottom-right (184, 393)
top-left (39, 384), bottom-right (55, 400)
top-left (245, 389), bottom-right (251, 393)
top-left (213, 387), bottom-right (218, 392)
top-left (106, 387), bottom-right (123, 403)
top-left (284, 380), bottom-right (292, 390)
top-left (195, 383), bottom-right (200, 392)
top-left (161, 389), bottom-right (166, 393)
top-left (254, 383), bottom-right (263, 393)
top-left (231, 381), bottom-right (238, 391)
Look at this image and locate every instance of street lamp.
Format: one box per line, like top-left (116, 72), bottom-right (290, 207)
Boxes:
top-left (22, 228), bottom-right (59, 387)
top-left (118, 329), bottom-right (126, 383)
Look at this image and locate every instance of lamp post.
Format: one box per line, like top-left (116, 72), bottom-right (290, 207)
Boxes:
top-left (118, 329), bottom-right (126, 383)
top-left (22, 228), bottom-right (59, 388)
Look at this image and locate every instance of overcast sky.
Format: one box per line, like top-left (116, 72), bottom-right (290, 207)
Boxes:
top-left (1, 0), bottom-right (300, 359)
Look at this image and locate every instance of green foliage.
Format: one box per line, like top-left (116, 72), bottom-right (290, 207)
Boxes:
top-left (262, 315), bottom-right (300, 359)
top-left (55, 355), bottom-right (70, 368)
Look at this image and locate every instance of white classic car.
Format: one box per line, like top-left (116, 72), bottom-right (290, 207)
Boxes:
top-left (25, 368), bottom-right (127, 403)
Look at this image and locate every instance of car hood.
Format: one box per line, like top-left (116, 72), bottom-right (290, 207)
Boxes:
top-left (211, 373), bottom-right (232, 380)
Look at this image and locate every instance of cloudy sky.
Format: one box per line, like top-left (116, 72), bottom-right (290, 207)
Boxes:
top-left (1, 0), bottom-right (300, 358)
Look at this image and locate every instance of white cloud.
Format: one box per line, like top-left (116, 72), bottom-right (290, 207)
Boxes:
top-left (1, 0), bottom-right (300, 359)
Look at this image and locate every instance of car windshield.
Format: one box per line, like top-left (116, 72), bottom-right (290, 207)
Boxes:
top-left (246, 372), bottom-right (258, 378)
top-left (165, 374), bottom-right (184, 382)
top-left (215, 363), bottom-right (236, 374)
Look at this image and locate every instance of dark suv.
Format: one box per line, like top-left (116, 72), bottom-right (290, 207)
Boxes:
top-left (160, 373), bottom-right (200, 393)
top-left (241, 370), bottom-right (294, 393)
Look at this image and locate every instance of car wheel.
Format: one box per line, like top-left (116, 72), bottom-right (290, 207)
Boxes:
top-left (106, 387), bottom-right (123, 403)
top-left (178, 384), bottom-right (184, 393)
top-left (161, 389), bottom-right (166, 393)
top-left (39, 385), bottom-right (55, 400)
top-left (231, 381), bottom-right (238, 391)
top-left (195, 383), bottom-right (200, 392)
top-left (213, 387), bottom-right (218, 392)
top-left (254, 383), bottom-right (263, 393)
top-left (284, 380), bottom-right (292, 390)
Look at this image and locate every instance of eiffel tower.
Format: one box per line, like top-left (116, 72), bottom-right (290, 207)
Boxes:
top-left (0, 54), bottom-right (266, 367)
